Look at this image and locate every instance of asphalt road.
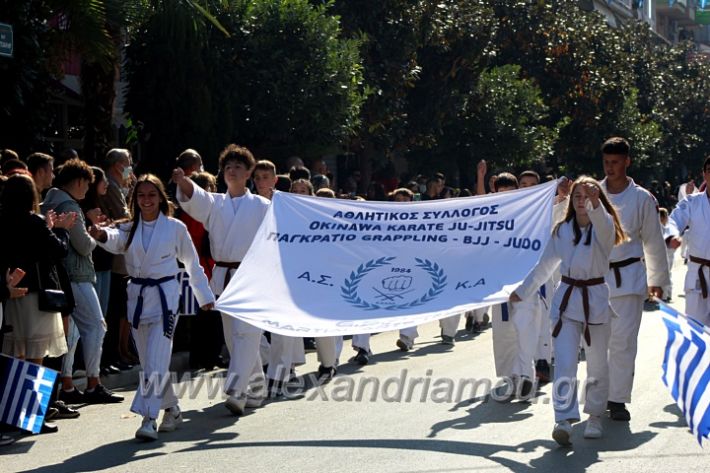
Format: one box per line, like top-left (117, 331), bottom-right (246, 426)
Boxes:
top-left (2, 255), bottom-right (708, 473)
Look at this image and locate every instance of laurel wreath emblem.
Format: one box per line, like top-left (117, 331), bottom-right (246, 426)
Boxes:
top-left (340, 257), bottom-right (447, 311)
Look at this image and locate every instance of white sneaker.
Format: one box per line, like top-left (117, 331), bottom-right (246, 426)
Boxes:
top-left (552, 420), bottom-right (572, 446)
top-left (246, 395), bottom-right (264, 408)
top-left (583, 415), bottom-right (603, 439)
top-left (158, 406), bottom-right (183, 432)
top-left (225, 395), bottom-right (247, 416)
top-left (135, 417), bottom-right (158, 441)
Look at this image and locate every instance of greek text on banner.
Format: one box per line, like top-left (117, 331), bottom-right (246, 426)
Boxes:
top-left (215, 180), bottom-right (558, 336)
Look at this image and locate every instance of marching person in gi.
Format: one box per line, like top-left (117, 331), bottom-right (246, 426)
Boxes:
top-left (90, 174), bottom-right (215, 441)
top-left (173, 144), bottom-right (270, 415)
top-left (599, 137), bottom-right (670, 422)
top-left (510, 176), bottom-right (627, 445)
top-left (668, 156), bottom-right (710, 325)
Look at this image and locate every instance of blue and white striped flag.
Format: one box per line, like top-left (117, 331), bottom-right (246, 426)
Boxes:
top-left (0, 355), bottom-right (57, 434)
top-left (658, 301), bottom-right (710, 444)
top-left (177, 270), bottom-right (198, 316)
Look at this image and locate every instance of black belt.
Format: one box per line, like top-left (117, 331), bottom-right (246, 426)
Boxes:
top-left (552, 275), bottom-right (605, 346)
top-left (609, 257), bottom-right (641, 288)
top-left (214, 261), bottom-right (241, 291)
top-left (689, 255), bottom-right (710, 299)
top-left (130, 275), bottom-right (175, 338)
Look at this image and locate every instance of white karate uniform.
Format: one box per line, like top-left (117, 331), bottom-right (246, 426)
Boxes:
top-left (601, 178), bottom-right (670, 404)
top-left (178, 182), bottom-right (270, 397)
top-left (669, 192), bottom-right (710, 325)
top-left (100, 214), bottom-right (214, 419)
top-left (439, 314), bottom-right (461, 338)
top-left (515, 202), bottom-right (616, 422)
top-left (492, 197), bottom-right (566, 379)
top-left (660, 222), bottom-right (677, 299)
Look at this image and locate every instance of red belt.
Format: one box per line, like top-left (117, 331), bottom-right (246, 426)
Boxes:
top-left (552, 275), bottom-right (605, 346)
top-left (608, 257), bottom-right (641, 288)
top-left (689, 255), bottom-right (710, 299)
top-left (214, 261), bottom-right (241, 291)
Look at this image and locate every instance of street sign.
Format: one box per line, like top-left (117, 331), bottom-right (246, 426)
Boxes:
top-left (0, 23), bottom-right (13, 58)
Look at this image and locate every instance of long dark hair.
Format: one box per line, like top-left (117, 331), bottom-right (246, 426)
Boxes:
top-left (81, 166), bottom-right (107, 212)
top-left (0, 174), bottom-right (40, 218)
top-left (123, 174), bottom-right (173, 250)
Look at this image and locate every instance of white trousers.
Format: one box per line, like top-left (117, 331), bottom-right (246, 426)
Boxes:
top-left (492, 304), bottom-right (518, 378)
top-left (352, 333), bottom-right (371, 352)
top-left (686, 290), bottom-right (710, 326)
top-left (552, 318), bottom-right (610, 422)
top-left (267, 334), bottom-right (297, 382)
top-left (608, 295), bottom-right (644, 403)
top-left (510, 299), bottom-right (543, 380)
top-left (222, 313), bottom-right (264, 397)
top-left (131, 320), bottom-right (178, 419)
top-left (536, 304), bottom-right (552, 362)
top-left (439, 314), bottom-right (461, 337)
top-left (316, 336), bottom-right (342, 368)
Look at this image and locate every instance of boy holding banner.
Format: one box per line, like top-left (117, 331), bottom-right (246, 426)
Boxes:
top-left (174, 144), bottom-right (270, 416)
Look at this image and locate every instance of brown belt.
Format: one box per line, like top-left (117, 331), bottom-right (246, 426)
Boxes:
top-left (689, 255), bottom-right (710, 299)
top-left (214, 261), bottom-right (241, 290)
top-left (608, 257), bottom-right (641, 288)
top-left (552, 275), bottom-right (605, 346)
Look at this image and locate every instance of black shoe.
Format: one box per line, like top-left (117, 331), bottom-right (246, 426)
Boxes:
top-left (317, 365), bottom-right (337, 384)
top-left (45, 407), bottom-right (59, 421)
top-left (58, 388), bottom-right (85, 405)
top-left (40, 421), bottom-right (58, 434)
top-left (84, 384), bottom-right (124, 404)
top-left (303, 338), bottom-right (317, 353)
top-left (352, 348), bottom-right (369, 365)
top-left (52, 401), bottom-right (80, 419)
top-left (465, 317), bottom-right (474, 333)
top-left (607, 401), bottom-right (631, 421)
top-left (535, 359), bottom-right (551, 385)
top-left (0, 433), bottom-right (16, 446)
top-left (472, 321), bottom-right (482, 333)
top-left (519, 378), bottom-right (534, 398)
top-left (115, 361), bottom-right (134, 371)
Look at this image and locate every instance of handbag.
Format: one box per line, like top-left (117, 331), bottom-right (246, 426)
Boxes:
top-left (36, 262), bottom-right (70, 313)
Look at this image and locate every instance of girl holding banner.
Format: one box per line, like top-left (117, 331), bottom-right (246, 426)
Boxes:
top-left (509, 177), bottom-right (626, 446)
top-left (90, 175), bottom-right (214, 441)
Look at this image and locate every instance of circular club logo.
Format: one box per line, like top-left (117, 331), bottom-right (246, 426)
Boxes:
top-left (340, 257), bottom-right (447, 311)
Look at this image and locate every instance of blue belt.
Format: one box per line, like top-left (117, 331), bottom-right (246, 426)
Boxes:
top-left (130, 275), bottom-right (176, 338)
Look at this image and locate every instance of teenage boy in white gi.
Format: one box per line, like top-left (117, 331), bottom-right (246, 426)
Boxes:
top-left (600, 137), bottom-right (670, 421)
top-left (174, 144), bottom-right (270, 415)
top-left (669, 156), bottom-right (710, 325)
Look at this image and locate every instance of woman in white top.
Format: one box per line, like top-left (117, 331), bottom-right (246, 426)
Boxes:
top-left (510, 176), bottom-right (626, 446)
top-left (91, 174), bottom-right (215, 441)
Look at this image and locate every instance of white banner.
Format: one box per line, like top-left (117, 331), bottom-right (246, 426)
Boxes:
top-left (216, 180), bottom-right (558, 336)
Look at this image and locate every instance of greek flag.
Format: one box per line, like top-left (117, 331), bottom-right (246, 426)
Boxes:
top-left (0, 355), bottom-right (57, 434)
top-left (658, 301), bottom-right (710, 444)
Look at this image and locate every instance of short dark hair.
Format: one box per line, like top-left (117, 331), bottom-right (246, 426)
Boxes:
top-left (190, 171), bottom-right (217, 191)
top-left (0, 149), bottom-right (19, 165)
top-left (518, 170), bottom-right (540, 183)
top-left (1, 159), bottom-right (28, 176)
top-left (254, 160), bottom-right (277, 175)
top-left (315, 188), bottom-right (335, 198)
top-left (704, 156), bottom-right (710, 173)
top-left (275, 174), bottom-right (292, 192)
top-left (218, 144), bottom-right (255, 171)
top-left (176, 149), bottom-right (202, 171)
top-left (494, 172), bottom-right (519, 191)
top-left (289, 165), bottom-right (311, 182)
top-left (26, 152), bottom-right (54, 175)
top-left (391, 187), bottom-right (414, 200)
top-left (601, 137), bottom-right (630, 156)
top-left (56, 158), bottom-right (94, 188)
